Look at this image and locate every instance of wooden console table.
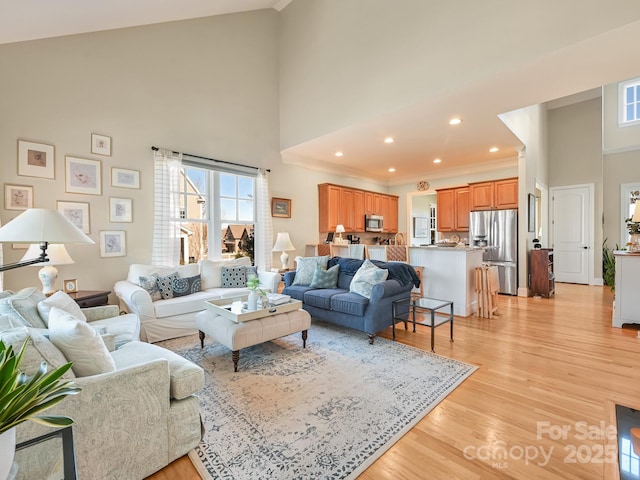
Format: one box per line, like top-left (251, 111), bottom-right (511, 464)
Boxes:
top-left (68, 290), bottom-right (111, 308)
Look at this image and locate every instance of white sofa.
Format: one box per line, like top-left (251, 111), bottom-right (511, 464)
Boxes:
top-left (1, 326), bottom-right (204, 480)
top-left (114, 257), bottom-right (280, 343)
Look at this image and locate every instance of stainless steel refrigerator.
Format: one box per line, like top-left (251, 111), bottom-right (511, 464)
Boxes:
top-left (469, 209), bottom-right (518, 295)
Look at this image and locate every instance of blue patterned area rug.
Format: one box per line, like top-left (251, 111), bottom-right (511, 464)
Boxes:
top-left (158, 321), bottom-right (477, 480)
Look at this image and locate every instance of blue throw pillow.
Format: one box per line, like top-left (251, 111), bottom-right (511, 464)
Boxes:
top-left (309, 264), bottom-right (340, 289)
top-left (139, 274), bottom-right (162, 301)
top-left (172, 275), bottom-right (202, 297)
top-left (221, 266), bottom-right (247, 288)
top-left (156, 272), bottom-right (178, 300)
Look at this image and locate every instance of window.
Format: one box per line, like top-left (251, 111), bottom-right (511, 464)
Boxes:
top-left (175, 165), bottom-right (255, 264)
top-left (619, 78), bottom-right (640, 126)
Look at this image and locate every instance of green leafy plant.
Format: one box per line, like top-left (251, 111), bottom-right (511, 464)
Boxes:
top-left (602, 239), bottom-right (617, 293)
top-left (0, 338), bottom-right (81, 434)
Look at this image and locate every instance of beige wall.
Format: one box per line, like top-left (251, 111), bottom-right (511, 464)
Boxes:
top-left (0, 11), bottom-right (281, 294)
top-left (548, 97), bottom-right (604, 280)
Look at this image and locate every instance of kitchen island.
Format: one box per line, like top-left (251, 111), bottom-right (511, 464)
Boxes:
top-left (408, 246), bottom-right (483, 317)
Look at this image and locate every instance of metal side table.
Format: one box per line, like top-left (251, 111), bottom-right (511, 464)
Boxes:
top-left (393, 297), bottom-right (454, 352)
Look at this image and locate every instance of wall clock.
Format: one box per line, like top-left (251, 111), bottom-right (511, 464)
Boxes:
top-left (417, 180), bottom-right (429, 191)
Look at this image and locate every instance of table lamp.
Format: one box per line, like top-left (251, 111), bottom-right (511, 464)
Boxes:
top-left (335, 224), bottom-right (347, 244)
top-left (272, 232), bottom-right (295, 270)
top-left (21, 244), bottom-right (74, 295)
top-left (0, 208), bottom-right (94, 272)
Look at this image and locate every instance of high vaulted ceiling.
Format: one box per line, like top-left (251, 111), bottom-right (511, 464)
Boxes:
top-left (1, 1), bottom-right (639, 185)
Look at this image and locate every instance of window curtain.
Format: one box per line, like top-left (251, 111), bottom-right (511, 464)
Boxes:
top-left (254, 168), bottom-right (273, 271)
top-left (0, 221), bottom-right (3, 291)
top-left (152, 148), bottom-right (182, 265)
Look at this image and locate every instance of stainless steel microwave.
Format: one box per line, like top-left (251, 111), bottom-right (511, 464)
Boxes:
top-left (365, 214), bottom-right (383, 232)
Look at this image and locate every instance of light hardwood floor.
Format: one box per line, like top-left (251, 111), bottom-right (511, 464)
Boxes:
top-left (148, 283), bottom-right (640, 479)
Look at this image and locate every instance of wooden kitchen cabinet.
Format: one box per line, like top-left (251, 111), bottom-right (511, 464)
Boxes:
top-left (495, 178), bottom-right (518, 209)
top-left (437, 187), bottom-right (469, 232)
top-left (470, 178), bottom-right (518, 210)
top-left (318, 183), bottom-right (398, 233)
top-left (469, 181), bottom-right (495, 210)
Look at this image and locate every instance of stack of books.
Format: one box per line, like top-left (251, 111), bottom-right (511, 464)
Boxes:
top-left (267, 293), bottom-right (291, 306)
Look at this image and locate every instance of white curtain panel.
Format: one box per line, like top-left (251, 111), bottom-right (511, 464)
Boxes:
top-left (254, 168), bottom-right (272, 271)
top-left (152, 148), bottom-right (182, 266)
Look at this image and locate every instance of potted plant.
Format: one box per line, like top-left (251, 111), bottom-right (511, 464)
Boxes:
top-left (246, 276), bottom-right (265, 311)
top-left (0, 338), bottom-right (81, 479)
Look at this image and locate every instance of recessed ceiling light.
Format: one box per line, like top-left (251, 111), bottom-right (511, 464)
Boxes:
top-left (489, 147), bottom-right (499, 153)
top-left (388, 167), bottom-right (396, 172)
top-left (335, 151), bottom-right (343, 157)
top-left (433, 158), bottom-right (441, 164)
top-left (384, 137), bottom-right (394, 144)
top-left (449, 118), bottom-right (462, 125)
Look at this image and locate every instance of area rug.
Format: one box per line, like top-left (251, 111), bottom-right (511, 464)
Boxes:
top-left (158, 321), bottom-right (477, 480)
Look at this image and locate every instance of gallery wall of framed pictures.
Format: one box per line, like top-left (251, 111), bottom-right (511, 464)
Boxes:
top-left (7, 132), bottom-right (141, 260)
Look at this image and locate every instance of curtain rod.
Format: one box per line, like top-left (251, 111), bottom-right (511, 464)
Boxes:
top-left (151, 146), bottom-right (269, 172)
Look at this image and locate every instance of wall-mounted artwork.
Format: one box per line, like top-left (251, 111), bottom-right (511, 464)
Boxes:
top-left (5, 184), bottom-right (33, 210)
top-left (100, 230), bottom-right (126, 257)
top-left (65, 156), bottom-right (101, 195)
top-left (57, 200), bottom-right (90, 234)
top-left (18, 140), bottom-right (55, 179)
top-left (413, 217), bottom-right (430, 238)
top-left (109, 197), bottom-right (132, 223)
top-left (272, 198), bottom-right (291, 218)
top-left (111, 167), bottom-right (140, 189)
top-left (91, 133), bottom-right (112, 156)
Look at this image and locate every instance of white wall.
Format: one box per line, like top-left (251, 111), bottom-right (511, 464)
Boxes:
top-left (0, 11), bottom-right (281, 294)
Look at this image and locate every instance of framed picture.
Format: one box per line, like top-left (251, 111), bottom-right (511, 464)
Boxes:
top-left (57, 201), bottom-right (90, 234)
top-left (5, 184), bottom-right (33, 210)
top-left (100, 230), bottom-right (126, 257)
top-left (528, 193), bottom-right (536, 233)
top-left (413, 217), bottom-right (430, 238)
top-left (111, 168), bottom-right (140, 189)
top-left (91, 133), bottom-right (112, 156)
top-left (109, 197), bottom-right (133, 223)
top-left (63, 279), bottom-right (78, 293)
top-left (65, 156), bottom-right (102, 195)
top-left (272, 197), bottom-right (291, 218)
top-left (18, 140), bottom-right (55, 179)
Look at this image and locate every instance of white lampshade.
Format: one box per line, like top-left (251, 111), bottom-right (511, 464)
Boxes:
top-left (632, 202), bottom-right (640, 223)
top-left (21, 244), bottom-right (75, 295)
top-left (21, 244), bottom-right (75, 266)
top-left (336, 224), bottom-right (345, 234)
top-left (272, 232), bottom-right (295, 252)
top-left (0, 209), bottom-right (93, 244)
top-left (272, 232), bottom-right (296, 270)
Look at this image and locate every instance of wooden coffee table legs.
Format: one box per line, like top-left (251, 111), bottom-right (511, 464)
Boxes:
top-left (199, 328), bottom-right (310, 372)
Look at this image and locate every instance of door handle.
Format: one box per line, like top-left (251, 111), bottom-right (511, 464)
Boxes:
top-left (583, 246), bottom-right (588, 249)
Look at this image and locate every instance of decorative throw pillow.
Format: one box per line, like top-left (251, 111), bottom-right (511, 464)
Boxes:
top-left (139, 274), bottom-right (162, 301)
top-left (310, 264), bottom-right (340, 289)
top-left (221, 266), bottom-right (247, 288)
top-left (245, 266), bottom-right (258, 280)
top-left (47, 307), bottom-right (116, 377)
top-left (172, 275), bottom-right (202, 297)
top-left (156, 272), bottom-right (178, 300)
top-left (37, 290), bottom-right (87, 326)
top-left (0, 287), bottom-right (48, 329)
top-left (292, 256), bottom-right (330, 286)
top-left (199, 257), bottom-right (252, 289)
top-left (349, 259), bottom-right (389, 299)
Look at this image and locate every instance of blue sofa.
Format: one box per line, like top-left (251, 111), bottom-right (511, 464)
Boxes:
top-left (283, 257), bottom-right (420, 343)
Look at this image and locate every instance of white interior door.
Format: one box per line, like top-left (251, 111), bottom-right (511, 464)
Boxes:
top-left (550, 185), bottom-right (593, 284)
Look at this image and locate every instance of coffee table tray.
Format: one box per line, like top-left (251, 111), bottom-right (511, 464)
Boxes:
top-left (205, 296), bottom-right (302, 323)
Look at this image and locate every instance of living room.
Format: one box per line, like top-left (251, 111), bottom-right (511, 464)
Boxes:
top-left (2, 1), bottom-right (640, 479)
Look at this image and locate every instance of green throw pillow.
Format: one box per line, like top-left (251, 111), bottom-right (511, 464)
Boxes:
top-left (349, 259), bottom-right (389, 299)
top-left (310, 264), bottom-right (340, 289)
top-left (292, 256), bottom-right (330, 286)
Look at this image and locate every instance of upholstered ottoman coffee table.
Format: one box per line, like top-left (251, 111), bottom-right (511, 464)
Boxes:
top-left (195, 297), bottom-right (311, 371)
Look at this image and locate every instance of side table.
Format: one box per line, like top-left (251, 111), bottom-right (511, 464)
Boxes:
top-left (68, 290), bottom-right (111, 308)
top-left (12, 426), bottom-right (77, 479)
top-left (393, 297), bottom-right (454, 352)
